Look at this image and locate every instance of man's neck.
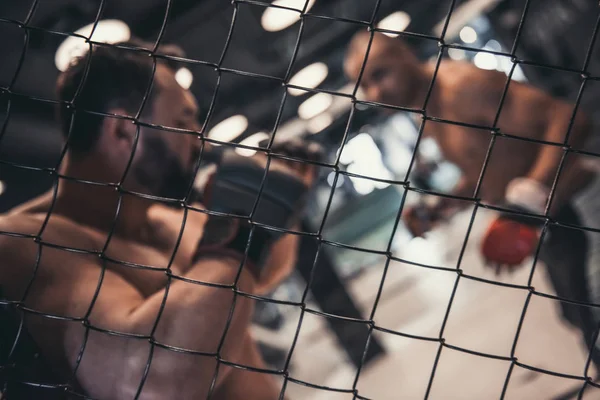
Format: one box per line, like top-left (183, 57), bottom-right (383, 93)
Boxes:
top-left (55, 155), bottom-right (151, 240)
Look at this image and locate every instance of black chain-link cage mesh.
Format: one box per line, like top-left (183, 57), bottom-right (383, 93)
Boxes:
top-left (1, 0), bottom-right (600, 399)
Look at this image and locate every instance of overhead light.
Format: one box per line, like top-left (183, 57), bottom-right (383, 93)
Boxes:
top-left (497, 56), bottom-right (513, 74)
top-left (340, 133), bottom-right (378, 164)
top-left (341, 133), bottom-right (393, 195)
top-left (235, 132), bottom-right (270, 157)
top-left (0, 180), bottom-right (5, 196)
top-left (298, 92), bottom-right (333, 120)
top-left (288, 62), bottom-right (328, 96)
top-left (208, 114), bottom-right (248, 143)
top-left (55, 19), bottom-right (131, 72)
top-left (377, 11), bottom-right (411, 37)
top-left (459, 26), bottom-right (477, 44)
top-left (326, 171), bottom-right (344, 188)
top-left (418, 137), bottom-right (442, 162)
top-left (511, 64), bottom-right (527, 82)
top-left (261, 0), bottom-right (316, 32)
top-left (175, 67), bottom-right (193, 89)
top-left (473, 52), bottom-right (497, 70)
top-left (307, 112), bottom-right (334, 133)
top-left (484, 39), bottom-right (502, 52)
top-left (447, 48), bottom-right (466, 60)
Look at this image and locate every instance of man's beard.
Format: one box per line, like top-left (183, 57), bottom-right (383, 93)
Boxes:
top-left (132, 135), bottom-right (197, 201)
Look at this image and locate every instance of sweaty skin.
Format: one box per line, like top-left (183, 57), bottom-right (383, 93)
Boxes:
top-left (344, 32), bottom-right (594, 233)
top-left (0, 63), bottom-right (308, 399)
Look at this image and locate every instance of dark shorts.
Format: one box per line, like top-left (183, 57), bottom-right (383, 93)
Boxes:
top-left (539, 204), bottom-right (599, 358)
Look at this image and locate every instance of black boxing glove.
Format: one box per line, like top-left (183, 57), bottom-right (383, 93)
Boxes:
top-left (194, 147), bottom-right (312, 277)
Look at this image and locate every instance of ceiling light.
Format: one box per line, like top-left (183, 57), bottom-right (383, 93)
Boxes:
top-left (288, 62), bottom-right (329, 96)
top-left (307, 112), bottom-right (333, 133)
top-left (447, 48), bottom-right (466, 60)
top-left (340, 133), bottom-right (380, 165)
top-left (327, 171), bottom-right (344, 188)
top-left (418, 137), bottom-right (442, 162)
top-left (473, 52), bottom-right (497, 70)
top-left (377, 11), bottom-right (411, 37)
top-left (175, 67), bottom-right (193, 89)
top-left (208, 115), bottom-right (248, 142)
top-left (511, 64), bottom-right (528, 82)
top-left (0, 180), bottom-right (5, 196)
top-left (235, 132), bottom-right (270, 157)
top-left (298, 92), bottom-right (333, 120)
top-left (485, 39), bottom-right (502, 52)
top-left (261, 0), bottom-right (316, 32)
top-left (55, 19), bottom-right (131, 72)
top-left (459, 26), bottom-right (477, 44)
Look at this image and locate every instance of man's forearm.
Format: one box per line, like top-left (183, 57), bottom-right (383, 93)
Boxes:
top-left (130, 256), bottom-right (255, 344)
top-left (123, 257), bottom-right (255, 389)
top-left (526, 124), bottom-right (568, 188)
top-left (79, 256), bottom-right (257, 399)
top-left (255, 225), bottom-right (301, 294)
top-left (525, 106), bottom-right (592, 212)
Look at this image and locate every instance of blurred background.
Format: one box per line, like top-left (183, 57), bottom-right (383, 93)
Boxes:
top-left (2, 0), bottom-right (600, 398)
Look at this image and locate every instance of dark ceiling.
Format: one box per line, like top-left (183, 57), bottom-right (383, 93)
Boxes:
top-left (1, 0), bottom-right (599, 211)
top-left (0, 0), bottom-right (462, 164)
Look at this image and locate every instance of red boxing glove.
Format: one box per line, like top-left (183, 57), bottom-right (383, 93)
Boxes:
top-left (481, 178), bottom-right (548, 267)
top-left (481, 217), bottom-right (539, 266)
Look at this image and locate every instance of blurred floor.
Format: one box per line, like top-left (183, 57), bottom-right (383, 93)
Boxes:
top-left (254, 209), bottom-right (600, 400)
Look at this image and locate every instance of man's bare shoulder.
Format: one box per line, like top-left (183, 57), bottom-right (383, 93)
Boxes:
top-left (0, 211), bottom-right (47, 287)
top-left (0, 210), bottom-right (45, 240)
top-left (435, 60), bottom-right (506, 94)
top-left (0, 204), bottom-right (105, 301)
top-left (0, 199), bottom-right (90, 255)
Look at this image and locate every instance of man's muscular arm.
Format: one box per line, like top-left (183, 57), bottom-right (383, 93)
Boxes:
top-left (525, 97), bottom-right (593, 213)
top-left (119, 256), bottom-right (257, 398)
top-left (0, 217), bottom-right (257, 400)
top-left (256, 226), bottom-right (300, 295)
top-left (453, 69), bottom-right (593, 214)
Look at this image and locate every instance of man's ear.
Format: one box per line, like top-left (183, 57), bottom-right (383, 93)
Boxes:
top-left (101, 108), bottom-right (137, 150)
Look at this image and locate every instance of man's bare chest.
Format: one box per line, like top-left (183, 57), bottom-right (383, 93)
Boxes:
top-left (88, 227), bottom-right (196, 296)
top-left (36, 214), bottom-right (196, 297)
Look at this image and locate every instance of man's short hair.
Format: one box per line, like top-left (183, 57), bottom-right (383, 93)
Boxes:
top-left (56, 44), bottom-right (157, 155)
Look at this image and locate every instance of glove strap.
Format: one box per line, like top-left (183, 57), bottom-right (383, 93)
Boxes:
top-left (505, 177), bottom-right (549, 215)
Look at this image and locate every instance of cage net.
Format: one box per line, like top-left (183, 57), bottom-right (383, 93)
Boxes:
top-left (1, 0), bottom-right (600, 399)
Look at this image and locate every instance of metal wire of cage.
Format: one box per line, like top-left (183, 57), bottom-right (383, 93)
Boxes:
top-left (1, 0), bottom-right (600, 399)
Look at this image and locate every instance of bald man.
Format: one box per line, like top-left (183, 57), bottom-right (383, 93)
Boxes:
top-left (345, 32), bottom-right (600, 363)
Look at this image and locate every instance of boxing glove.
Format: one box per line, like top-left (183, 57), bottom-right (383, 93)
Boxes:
top-left (194, 142), bottom-right (320, 277)
top-left (481, 178), bottom-right (548, 267)
top-left (403, 197), bottom-right (458, 238)
top-left (404, 202), bottom-right (444, 237)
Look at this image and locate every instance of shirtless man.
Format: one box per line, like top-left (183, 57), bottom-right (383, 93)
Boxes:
top-left (345, 32), bottom-right (600, 362)
top-left (0, 44), bottom-right (315, 399)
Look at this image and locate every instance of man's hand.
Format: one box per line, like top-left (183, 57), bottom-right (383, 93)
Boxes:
top-left (481, 178), bottom-right (546, 272)
top-left (404, 203), bottom-right (441, 237)
top-left (267, 138), bottom-right (324, 187)
top-left (198, 139), bottom-right (323, 284)
top-left (403, 197), bottom-right (459, 237)
top-left (147, 202), bottom-right (209, 269)
top-left (481, 214), bottom-right (540, 271)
